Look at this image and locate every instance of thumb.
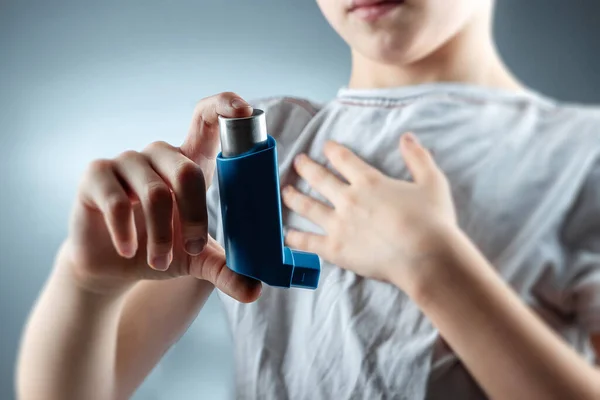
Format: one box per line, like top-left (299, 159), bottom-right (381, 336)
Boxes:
top-left (180, 92), bottom-right (253, 185)
top-left (188, 236), bottom-right (262, 303)
top-left (399, 132), bottom-right (441, 186)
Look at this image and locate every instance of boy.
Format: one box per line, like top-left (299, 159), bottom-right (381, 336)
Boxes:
top-left (17, 0), bottom-right (600, 399)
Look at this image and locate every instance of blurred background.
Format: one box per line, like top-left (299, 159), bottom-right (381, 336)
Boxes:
top-left (1, 0), bottom-right (600, 398)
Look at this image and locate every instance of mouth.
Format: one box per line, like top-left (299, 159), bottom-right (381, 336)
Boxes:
top-left (348, 0), bottom-right (405, 21)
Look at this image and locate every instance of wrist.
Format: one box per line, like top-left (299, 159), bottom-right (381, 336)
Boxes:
top-left (408, 225), bottom-right (494, 309)
top-left (56, 239), bottom-right (134, 300)
top-left (389, 221), bottom-right (467, 301)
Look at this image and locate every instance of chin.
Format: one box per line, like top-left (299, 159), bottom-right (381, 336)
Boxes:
top-left (352, 30), bottom-right (426, 65)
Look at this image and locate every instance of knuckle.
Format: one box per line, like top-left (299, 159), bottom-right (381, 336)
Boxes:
top-left (197, 92), bottom-right (236, 113)
top-left (216, 265), bottom-right (234, 292)
top-left (194, 97), bottom-right (217, 126)
top-left (199, 251), bottom-right (222, 284)
top-left (297, 195), bottom-right (313, 214)
top-left (143, 140), bottom-right (172, 154)
top-left (328, 238), bottom-right (343, 255)
top-left (144, 182), bottom-right (171, 206)
top-left (311, 167), bottom-right (328, 185)
top-left (218, 91), bottom-right (239, 101)
top-left (358, 170), bottom-right (380, 187)
top-left (287, 230), bottom-right (301, 246)
top-left (150, 224), bottom-right (173, 248)
top-left (115, 150), bottom-right (143, 163)
top-left (296, 233), bottom-right (310, 250)
top-left (336, 146), bottom-right (352, 163)
top-left (196, 94), bottom-right (220, 107)
top-left (87, 159), bottom-right (112, 176)
top-left (340, 190), bottom-right (358, 211)
top-left (152, 234), bottom-right (173, 248)
top-left (174, 161), bottom-right (204, 187)
top-left (105, 194), bottom-right (130, 217)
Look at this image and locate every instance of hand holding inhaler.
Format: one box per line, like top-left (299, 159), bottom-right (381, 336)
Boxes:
top-left (62, 93), bottom-right (266, 301)
top-left (62, 92), bottom-right (317, 305)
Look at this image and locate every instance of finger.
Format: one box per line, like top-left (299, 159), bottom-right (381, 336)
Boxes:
top-left (285, 229), bottom-right (328, 256)
top-left (323, 140), bottom-right (381, 184)
top-left (281, 185), bottom-right (333, 228)
top-left (143, 141), bottom-right (208, 255)
top-left (189, 236), bottom-right (262, 303)
top-left (293, 153), bottom-right (348, 205)
top-left (399, 133), bottom-right (442, 186)
top-left (180, 92), bottom-right (253, 168)
top-left (80, 160), bottom-right (137, 258)
top-left (113, 151), bottom-right (174, 271)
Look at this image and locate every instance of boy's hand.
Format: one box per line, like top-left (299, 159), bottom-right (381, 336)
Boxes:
top-left (63, 92), bottom-right (261, 302)
top-left (282, 133), bottom-right (458, 293)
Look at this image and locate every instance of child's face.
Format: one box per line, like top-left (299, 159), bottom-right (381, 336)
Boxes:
top-left (316, 0), bottom-right (486, 64)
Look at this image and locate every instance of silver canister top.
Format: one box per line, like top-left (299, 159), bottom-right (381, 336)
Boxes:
top-left (218, 109), bottom-right (267, 157)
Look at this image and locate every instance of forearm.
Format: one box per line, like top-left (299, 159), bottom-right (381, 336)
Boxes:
top-left (115, 277), bottom-right (214, 399)
top-left (17, 248), bottom-right (126, 400)
top-left (17, 246), bottom-right (215, 400)
top-left (402, 226), bottom-right (600, 400)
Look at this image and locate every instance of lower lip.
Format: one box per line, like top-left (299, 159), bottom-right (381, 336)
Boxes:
top-left (350, 2), bottom-right (402, 22)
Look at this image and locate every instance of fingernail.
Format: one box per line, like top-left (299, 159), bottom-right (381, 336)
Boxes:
top-left (120, 243), bottom-right (136, 259)
top-left (185, 238), bottom-right (206, 255)
top-left (150, 253), bottom-right (172, 271)
top-left (231, 98), bottom-right (251, 109)
top-left (404, 132), bottom-right (421, 146)
top-left (294, 154), bottom-right (306, 165)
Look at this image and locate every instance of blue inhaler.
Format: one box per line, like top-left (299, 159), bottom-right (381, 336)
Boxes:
top-left (215, 109), bottom-right (320, 289)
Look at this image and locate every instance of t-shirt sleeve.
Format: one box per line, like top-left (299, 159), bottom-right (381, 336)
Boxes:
top-left (562, 160), bottom-right (600, 332)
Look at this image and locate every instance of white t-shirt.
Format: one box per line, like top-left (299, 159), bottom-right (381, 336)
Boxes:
top-left (207, 83), bottom-right (600, 400)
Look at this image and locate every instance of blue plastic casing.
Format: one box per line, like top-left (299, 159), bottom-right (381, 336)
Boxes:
top-left (215, 136), bottom-right (320, 289)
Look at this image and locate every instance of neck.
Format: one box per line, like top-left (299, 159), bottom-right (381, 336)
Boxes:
top-left (348, 8), bottom-right (522, 91)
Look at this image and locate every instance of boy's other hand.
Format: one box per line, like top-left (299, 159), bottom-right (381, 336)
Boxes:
top-left (62, 92), bottom-right (261, 302)
top-left (282, 133), bottom-right (458, 294)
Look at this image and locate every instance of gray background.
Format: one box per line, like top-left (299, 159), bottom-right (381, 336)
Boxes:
top-left (1, 0), bottom-right (599, 399)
